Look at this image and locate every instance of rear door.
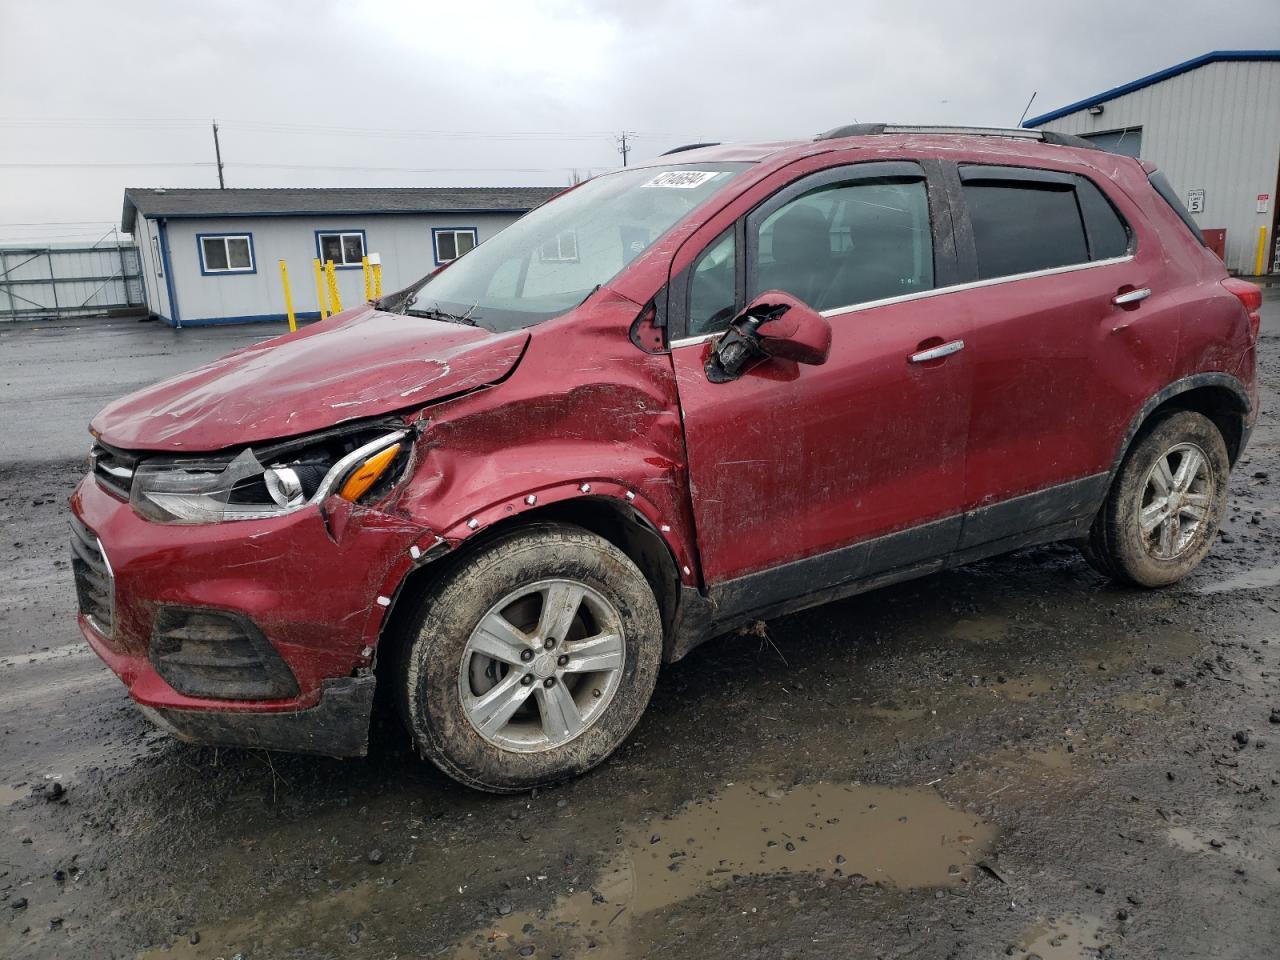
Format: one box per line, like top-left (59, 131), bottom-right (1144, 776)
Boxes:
top-left (669, 160), bottom-right (973, 609)
top-left (948, 162), bottom-right (1176, 545)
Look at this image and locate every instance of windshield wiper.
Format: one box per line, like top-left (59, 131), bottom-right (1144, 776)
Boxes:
top-left (406, 302), bottom-right (481, 327)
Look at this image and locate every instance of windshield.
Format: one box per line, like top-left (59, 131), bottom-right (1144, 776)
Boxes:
top-left (403, 162), bottom-right (751, 332)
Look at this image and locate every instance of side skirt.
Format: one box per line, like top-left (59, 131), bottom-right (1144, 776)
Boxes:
top-left (666, 473), bottom-right (1107, 662)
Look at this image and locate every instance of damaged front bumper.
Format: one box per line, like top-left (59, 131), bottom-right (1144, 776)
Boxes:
top-left (70, 470), bottom-right (432, 757)
top-left (137, 676), bottom-right (376, 757)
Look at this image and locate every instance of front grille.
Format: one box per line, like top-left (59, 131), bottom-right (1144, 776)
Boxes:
top-left (70, 515), bottom-right (114, 634)
top-left (150, 607), bottom-right (300, 701)
top-left (90, 442), bottom-right (139, 499)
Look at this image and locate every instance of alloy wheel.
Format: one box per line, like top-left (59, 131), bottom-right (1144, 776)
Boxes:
top-left (1138, 441), bottom-right (1214, 561)
top-left (458, 579), bottom-right (626, 752)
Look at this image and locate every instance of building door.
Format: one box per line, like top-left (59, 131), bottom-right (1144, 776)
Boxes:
top-left (1081, 127), bottom-right (1143, 158)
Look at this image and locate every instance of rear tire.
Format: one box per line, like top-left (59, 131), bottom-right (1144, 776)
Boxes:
top-left (398, 523), bottom-right (662, 793)
top-left (1079, 410), bottom-right (1229, 587)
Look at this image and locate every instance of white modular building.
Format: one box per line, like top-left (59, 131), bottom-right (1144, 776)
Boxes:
top-left (121, 186), bottom-right (561, 326)
top-left (1026, 50), bottom-right (1280, 276)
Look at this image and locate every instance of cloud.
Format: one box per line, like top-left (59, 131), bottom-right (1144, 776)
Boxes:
top-left (0, 0), bottom-right (1277, 239)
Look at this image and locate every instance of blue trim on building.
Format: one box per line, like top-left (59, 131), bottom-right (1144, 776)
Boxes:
top-left (432, 226), bottom-right (479, 266)
top-left (1025, 50), bottom-right (1280, 127)
top-left (156, 219), bottom-right (181, 328)
top-left (177, 311), bottom-right (325, 328)
top-left (314, 228), bottom-right (368, 270)
top-left (196, 231), bottom-right (258, 276)
top-left (144, 207), bottom-right (534, 221)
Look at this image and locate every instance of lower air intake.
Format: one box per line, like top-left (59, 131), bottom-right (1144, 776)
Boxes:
top-left (150, 607), bottom-right (300, 701)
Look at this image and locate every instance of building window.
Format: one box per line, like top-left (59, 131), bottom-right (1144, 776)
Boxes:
top-left (316, 230), bottom-right (367, 269)
top-left (198, 233), bottom-right (255, 274)
top-left (433, 227), bottom-right (478, 265)
top-left (151, 235), bottom-right (163, 277)
top-left (538, 230), bottom-right (579, 263)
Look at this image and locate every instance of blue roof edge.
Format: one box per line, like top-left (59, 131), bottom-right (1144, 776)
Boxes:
top-left (1023, 50), bottom-right (1280, 128)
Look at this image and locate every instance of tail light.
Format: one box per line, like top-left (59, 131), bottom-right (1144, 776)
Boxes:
top-left (1222, 277), bottom-right (1262, 341)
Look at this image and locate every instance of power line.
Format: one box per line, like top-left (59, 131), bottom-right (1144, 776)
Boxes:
top-left (0, 161), bottom-right (215, 168)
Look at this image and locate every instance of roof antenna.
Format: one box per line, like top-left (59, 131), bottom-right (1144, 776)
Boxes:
top-left (1018, 91), bottom-right (1038, 128)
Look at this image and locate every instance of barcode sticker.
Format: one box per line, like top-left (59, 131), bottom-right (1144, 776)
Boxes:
top-left (642, 170), bottom-right (720, 189)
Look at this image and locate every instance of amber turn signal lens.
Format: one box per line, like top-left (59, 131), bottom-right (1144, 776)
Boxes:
top-left (338, 444), bottom-right (401, 501)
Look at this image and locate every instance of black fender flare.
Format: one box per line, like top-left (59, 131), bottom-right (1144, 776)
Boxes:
top-left (1107, 372), bottom-right (1252, 484)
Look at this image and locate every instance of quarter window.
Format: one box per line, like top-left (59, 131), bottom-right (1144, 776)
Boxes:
top-left (750, 178), bottom-right (934, 311)
top-left (199, 234), bottom-right (254, 274)
top-left (317, 231), bottom-right (366, 268)
top-left (434, 228), bottom-right (478, 264)
top-left (1075, 178), bottom-right (1132, 260)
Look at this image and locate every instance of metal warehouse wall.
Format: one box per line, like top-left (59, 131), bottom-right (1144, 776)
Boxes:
top-left (1032, 60), bottom-right (1280, 274)
top-left (151, 211), bottom-right (523, 326)
top-left (0, 243), bottom-right (143, 320)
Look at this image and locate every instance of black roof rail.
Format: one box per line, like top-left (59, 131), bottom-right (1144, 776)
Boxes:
top-left (814, 123), bottom-right (1104, 151)
top-left (660, 142), bottom-right (721, 156)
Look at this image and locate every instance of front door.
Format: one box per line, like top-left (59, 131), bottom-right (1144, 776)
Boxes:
top-left (669, 160), bottom-right (972, 613)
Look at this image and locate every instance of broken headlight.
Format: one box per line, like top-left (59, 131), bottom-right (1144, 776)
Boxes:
top-left (130, 427), bottom-right (410, 524)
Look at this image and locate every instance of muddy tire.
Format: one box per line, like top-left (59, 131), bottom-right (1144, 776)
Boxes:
top-left (1079, 410), bottom-right (1229, 587)
top-left (398, 523), bottom-right (662, 793)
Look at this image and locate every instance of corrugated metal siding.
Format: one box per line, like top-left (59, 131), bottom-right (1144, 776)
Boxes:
top-left (0, 244), bottom-right (144, 320)
top-left (158, 211), bottom-right (525, 325)
top-left (1032, 60), bottom-right (1280, 274)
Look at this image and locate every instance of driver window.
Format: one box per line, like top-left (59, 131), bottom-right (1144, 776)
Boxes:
top-left (687, 229), bottom-right (737, 337)
top-left (752, 179), bottom-right (933, 312)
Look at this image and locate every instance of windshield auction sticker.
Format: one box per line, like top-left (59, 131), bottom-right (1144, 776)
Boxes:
top-left (642, 170), bottom-right (721, 189)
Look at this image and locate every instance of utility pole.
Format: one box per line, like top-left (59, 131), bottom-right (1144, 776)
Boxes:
top-left (211, 119), bottom-right (226, 189)
top-left (616, 131), bottom-right (634, 167)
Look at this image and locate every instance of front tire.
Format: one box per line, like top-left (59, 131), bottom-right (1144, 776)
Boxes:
top-left (1080, 410), bottom-right (1230, 587)
top-left (398, 523), bottom-right (662, 793)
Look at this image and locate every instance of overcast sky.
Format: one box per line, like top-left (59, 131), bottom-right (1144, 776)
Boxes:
top-left (2, 0), bottom-right (1278, 243)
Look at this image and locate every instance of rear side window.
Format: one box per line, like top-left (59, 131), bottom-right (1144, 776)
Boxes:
top-left (962, 181), bottom-right (1088, 280)
top-left (960, 166), bottom-right (1135, 281)
top-left (1147, 170), bottom-right (1206, 245)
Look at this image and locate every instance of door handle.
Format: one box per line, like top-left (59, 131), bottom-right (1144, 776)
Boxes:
top-left (1112, 287), bottom-right (1151, 306)
top-left (909, 339), bottom-right (965, 363)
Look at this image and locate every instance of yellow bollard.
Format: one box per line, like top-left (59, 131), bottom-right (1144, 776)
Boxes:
top-left (361, 256), bottom-right (372, 302)
top-left (370, 252), bottom-right (383, 298)
top-left (325, 259), bottom-right (343, 314)
top-left (279, 260), bottom-right (297, 333)
top-left (1257, 226), bottom-right (1269, 277)
top-left (312, 258), bottom-right (328, 320)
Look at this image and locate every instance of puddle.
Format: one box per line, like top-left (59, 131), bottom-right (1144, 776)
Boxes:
top-left (0, 783), bottom-right (30, 806)
top-left (1109, 690), bottom-right (1167, 713)
top-left (451, 781), bottom-right (995, 959)
top-left (1012, 913), bottom-right (1109, 959)
top-left (859, 703), bottom-right (930, 722)
top-left (947, 614), bottom-right (1011, 644)
top-left (1198, 563), bottom-right (1280, 593)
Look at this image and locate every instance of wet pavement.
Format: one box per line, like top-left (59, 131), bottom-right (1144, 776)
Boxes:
top-left (2, 290), bottom-right (1279, 959)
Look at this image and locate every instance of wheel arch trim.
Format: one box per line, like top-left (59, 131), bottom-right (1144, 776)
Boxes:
top-left (1110, 372), bottom-right (1252, 481)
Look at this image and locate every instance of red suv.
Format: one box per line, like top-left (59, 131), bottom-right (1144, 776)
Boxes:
top-left (71, 125), bottom-right (1261, 792)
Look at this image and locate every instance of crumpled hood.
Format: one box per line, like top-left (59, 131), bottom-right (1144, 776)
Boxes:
top-left (90, 306), bottom-right (529, 451)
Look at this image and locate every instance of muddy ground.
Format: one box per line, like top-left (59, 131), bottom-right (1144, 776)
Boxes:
top-left (2, 297), bottom-right (1279, 960)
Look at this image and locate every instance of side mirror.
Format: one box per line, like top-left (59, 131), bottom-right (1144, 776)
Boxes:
top-left (706, 291), bottom-right (832, 382)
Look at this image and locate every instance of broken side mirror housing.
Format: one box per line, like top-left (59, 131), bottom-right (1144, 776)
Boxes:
top-left (706, 291), bottom-right (832, 382)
